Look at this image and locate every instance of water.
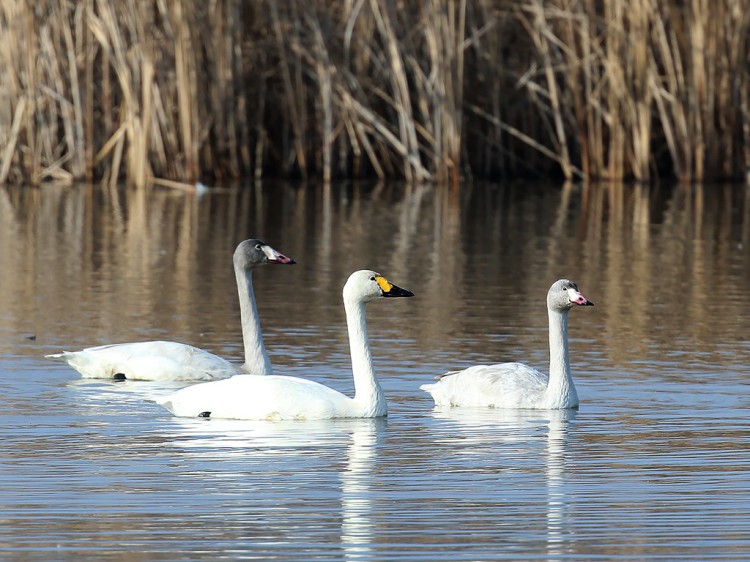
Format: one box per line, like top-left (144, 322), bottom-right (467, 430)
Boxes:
top-left (1, 181), bottom-right (750, 560)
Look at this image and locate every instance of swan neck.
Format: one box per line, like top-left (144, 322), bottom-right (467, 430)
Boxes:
top-left (235, 265), bottom-right (272, 375)
top-left (345, 297), bottom-right (385, 415)
top-left (545, 308), bottom-right (574, 404)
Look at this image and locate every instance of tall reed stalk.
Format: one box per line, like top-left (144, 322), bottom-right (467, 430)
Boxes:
top-left (0, 0), bottom-right (748, 186)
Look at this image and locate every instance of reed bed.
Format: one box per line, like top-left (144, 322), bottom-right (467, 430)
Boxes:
top-left (0, 0), bottom-right (748, 187)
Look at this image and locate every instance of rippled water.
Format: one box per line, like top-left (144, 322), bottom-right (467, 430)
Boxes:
top-left (1, 181), bottom-right (750, 560)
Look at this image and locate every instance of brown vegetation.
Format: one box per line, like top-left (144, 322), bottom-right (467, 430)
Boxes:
top-left (1, 0), bottom-right (748, 187)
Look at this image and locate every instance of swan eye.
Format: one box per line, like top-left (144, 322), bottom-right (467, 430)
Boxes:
top-left (255, 243), bottom-right (262, 250)
top-left (370, 276), bottom-right (376, 281)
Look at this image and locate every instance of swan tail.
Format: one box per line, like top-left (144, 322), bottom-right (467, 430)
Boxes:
top-left (45, 350), bottom-right (109, 378)
top-left (156, 398), bottom-right (175, 414)
top-left (420, 382), bottom-right (453, 407)
top-left (435, 369), bottom-right (461, 380)
top-left (155, 395), bottom-right (207, 418)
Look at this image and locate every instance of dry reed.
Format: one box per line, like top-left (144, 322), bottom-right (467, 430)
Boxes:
top-left (0, 0), bottom-right (748, 187)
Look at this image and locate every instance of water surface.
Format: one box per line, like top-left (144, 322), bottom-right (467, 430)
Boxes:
top-left (1, 181), bottom-right (749, 560)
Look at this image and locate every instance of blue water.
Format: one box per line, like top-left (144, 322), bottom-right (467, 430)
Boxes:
top-left (1, 182), bottom-right (749, 560)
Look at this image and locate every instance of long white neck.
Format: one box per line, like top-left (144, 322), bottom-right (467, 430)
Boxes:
top-left (544, 308), bottom-right (578, 408)
top-left (235, 265), bottom-right (272, 375)
top-left (344, 297), bottom-right (387, 417)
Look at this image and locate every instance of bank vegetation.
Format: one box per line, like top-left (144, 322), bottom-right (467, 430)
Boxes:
top-left (1, 0), bottom-right (748, 187)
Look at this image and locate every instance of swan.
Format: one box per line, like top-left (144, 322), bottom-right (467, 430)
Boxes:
top-left (155, 270), bottom-right (414, 419)
top-left (45, 239), bottom-right (295, 381)
top-left (421, 279), bottom-right (593, 409)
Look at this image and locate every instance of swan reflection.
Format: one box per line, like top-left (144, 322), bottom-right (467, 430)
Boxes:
top-left (161, 416), bottom-right (383, 455)
top-left (544, 409), bottom-right (573, 560)
top-left (429, 406), bottom-right (575, 558)
top-left (341, 419), bottom-right (385, 560)
top-left (163, 414), bottom-right (385, 560)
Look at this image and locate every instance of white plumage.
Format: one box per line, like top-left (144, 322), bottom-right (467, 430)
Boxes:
top-left (156, 270), bottom-right (414, 420)
top-left (421, 279), bottom-right (593, 410)
top-left (45, 239), bottom-right (294, 381)
top-left (46, 340), bottom-right (241, 382)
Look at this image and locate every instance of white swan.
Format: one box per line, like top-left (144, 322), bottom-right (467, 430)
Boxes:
top-left (421, 279), bottom-right (593, 409)
top-left (45, 239), bottom-right (295, 381)
top-left (156, 270), bottom-right (414, 419)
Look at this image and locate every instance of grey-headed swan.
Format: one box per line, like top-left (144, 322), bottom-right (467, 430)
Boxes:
top-left (421, 279), bottom-right (593, 409)
top-left (46, 239), bottom-right (294, 381)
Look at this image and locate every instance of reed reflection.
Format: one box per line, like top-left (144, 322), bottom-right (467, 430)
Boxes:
top-left (419, 183), bottom-right (466, 350)
top-left (2, 181), bottom-right (750, 377)
top-left (4, 180), bottom-right (750, 560)
top-left (575, 182), bottom-right (750, 370)
top-left (392, 183), bottom-right (429, 281)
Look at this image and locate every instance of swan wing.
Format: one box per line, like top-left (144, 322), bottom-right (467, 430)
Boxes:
top-left (46, 341), bottom-right (241, 381)
top-left (156, 374), bottom-right (357, 420)
top-left (421, 362), bottom-right (548, 408)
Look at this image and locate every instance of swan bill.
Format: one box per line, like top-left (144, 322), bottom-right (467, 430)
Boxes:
top-left (376, 276), bottom-right (414, 298)
top-left (571, 292), bottom-right (593, 306)
top-left (261, 244), bottom-right (296, 265)
top-left (563, 281), bottom-right (593, 307)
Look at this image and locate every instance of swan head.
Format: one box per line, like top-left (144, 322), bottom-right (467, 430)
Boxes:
top-left (343, 270), bottom-right (415, 303)
top-left (234, 239), bottom-right (296, 269)
top-left (547, 279), bottom-right (593, 311)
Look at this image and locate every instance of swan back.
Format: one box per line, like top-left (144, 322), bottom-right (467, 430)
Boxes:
top-left (46, 341), bottom-right (242, 381)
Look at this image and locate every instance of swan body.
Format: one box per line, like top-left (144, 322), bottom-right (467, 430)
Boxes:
top-left (46, 239), bottom-right (294, 381)
top-left (46, 341), bottom-right (243, 382)
top-left (156, 270), bottom-right (414, 420)
top-left (421, 279), bottom-right (593, 410)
